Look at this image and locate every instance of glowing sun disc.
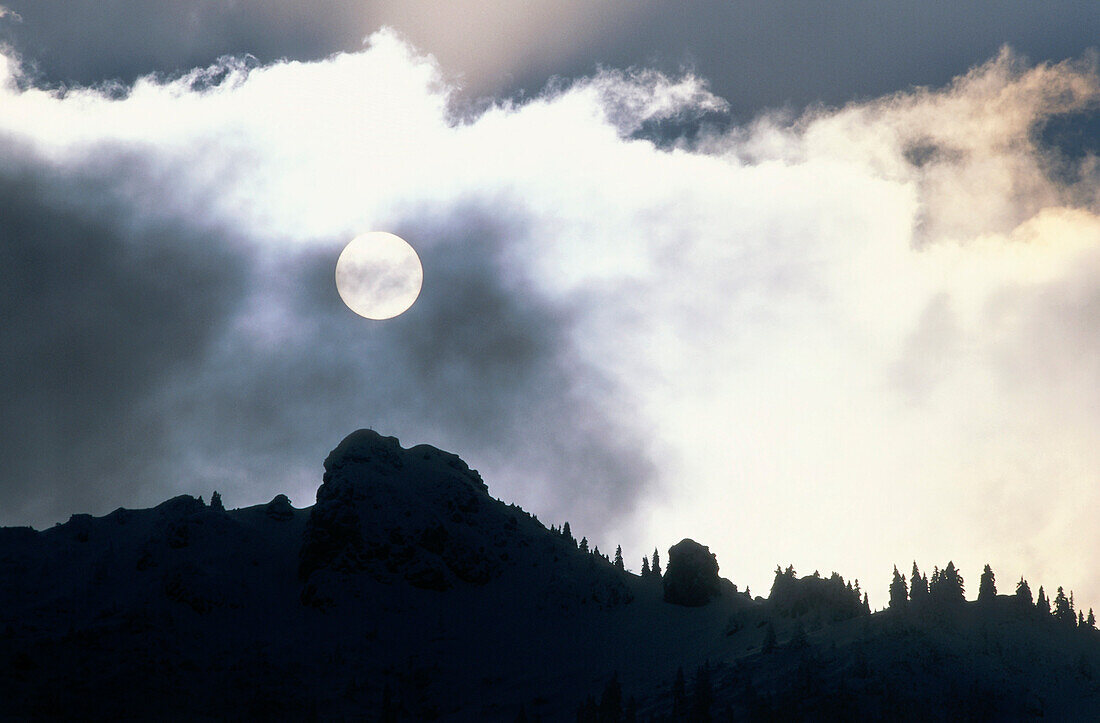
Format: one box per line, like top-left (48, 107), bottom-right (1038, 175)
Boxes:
top-left (335, 232), bottom-right (423, 320)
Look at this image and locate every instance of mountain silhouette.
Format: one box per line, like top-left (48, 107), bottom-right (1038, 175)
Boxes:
top-left (2, 429), bottom-right (1099, 720)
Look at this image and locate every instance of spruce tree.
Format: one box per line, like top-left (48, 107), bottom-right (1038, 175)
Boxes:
top-left (641, 557), bottom-right (651, 577)
top-left (977, 564), bottom-right (996, 603)
top-left (909, 562), bottom-right (928, 609)
top-left (932, 562), bottom-right (964, 605)
top-left (563, 522), bottom-right (574, 545)
top-left (1088, 608), bottom-right (1096, 629)
top-left (579, 537), bottom-right (589, 553)
top-left (889, 565), bottom-right (908, 611)
top-left (1054, 587), bottom-right (1074, 624)
top-left (1037, 586), bottom-right (1050, 615)
top-left (210, 490), bottom-right (224, 512)
top-left (614, 545), bottom-right (624, 571)
top-left (1015, 577), bottom-right (1033, 606)
top-left (652, 548), bottom-right (661, 577)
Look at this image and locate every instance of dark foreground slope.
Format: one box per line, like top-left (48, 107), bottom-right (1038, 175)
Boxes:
top-left (2, 430), bottom-right (1099, 720)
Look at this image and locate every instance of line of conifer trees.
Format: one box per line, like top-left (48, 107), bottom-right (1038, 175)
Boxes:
top-left (551, 522), bottom-right (658, 577)
top-left (888, 561), bottom-right (1097, 628)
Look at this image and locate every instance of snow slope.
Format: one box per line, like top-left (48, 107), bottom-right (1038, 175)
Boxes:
top-left (2, 430), bottom-right (1098, 720)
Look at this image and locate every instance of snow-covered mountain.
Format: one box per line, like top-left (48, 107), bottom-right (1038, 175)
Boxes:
top-left (2, 429), bottom-right (1099, 720)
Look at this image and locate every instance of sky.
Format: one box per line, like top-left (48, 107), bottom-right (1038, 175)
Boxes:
top-left (2, 2), bottom-right (1100, 609)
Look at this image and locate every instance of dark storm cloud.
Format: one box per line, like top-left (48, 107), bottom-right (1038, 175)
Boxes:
top-left (148, 208), bottom-right (655, 537)
top-left (537, 1), bottom-right (1100, 119)
top-left (4, 0), bottom-right (1099, 119)
top-left (0, 1), bottom-right (368, 87)
top-left (0, 136), bottom-right (655, 536)
top-left (0, 144), bottom-right (249, 527)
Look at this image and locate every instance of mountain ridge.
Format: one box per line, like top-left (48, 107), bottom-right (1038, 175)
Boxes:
top-left (2, 429), bottom-right (1099, 720)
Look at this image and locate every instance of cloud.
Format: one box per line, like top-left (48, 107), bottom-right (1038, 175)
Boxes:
top-left (2, 32), bottom-right (1100, 608)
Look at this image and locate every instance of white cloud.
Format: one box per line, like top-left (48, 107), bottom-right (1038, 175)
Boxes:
top-left (4, 32), bottom-right (1100, 607)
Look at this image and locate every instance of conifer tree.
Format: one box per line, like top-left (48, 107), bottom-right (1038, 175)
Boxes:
top-left (1015, 577), bottom-right (1033, 606)
top-left (1079, 611), bottom-right (1086, 628)
top-left (563, 522), bottom-right (574, 545)
top-left (1037, 586), bottom-right (1050, 615)
top-left (593, 545), bottom-right (601, 558)
top-left (863, 593), bottom-right (870, 614)
top-left (210, 491), bottom-right (224, 512)
top-left (614, 545), bottom-right (624, 571)
top-left (652, 548), bottom-right (661, 577)
top-left (931, 562), bottom-right (964, 605)
top-left (1088, 608), bottom-right (1096, 629)
top-left (909, 562), bottom-right (928, 608)
top-left (641, 556), bottom-right (650, 577)
top-left (889, 566), bottom-right (908, 611)
top-left (978, 564), bottom-right (996, 603)
top-left (579, 537), bottom-right (589, 553)
top-left (1054, 586), bottom-right (1074, 624)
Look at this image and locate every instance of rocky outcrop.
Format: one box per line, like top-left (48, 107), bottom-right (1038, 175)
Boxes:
top-left (299, 429), bottom-right (504, 595)
top-left (663, 538), bottom-right (721, 606)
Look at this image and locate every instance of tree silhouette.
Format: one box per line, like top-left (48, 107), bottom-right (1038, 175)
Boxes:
top-left (652, 548), bottom-right (662, 577)
top-left (614, 545), bottom-right (624, 571)
top-left (579, 537), bottom-right (589, 553)
top-left (641, 556), bottom-right (650, 577)
top-left (978, 564), bottom-right (996, 603)
top-left (910, 562), bottom-right (928, 609)
top-left (930, 562), bottom-right (964, 606)
top-left (1015, 577), bottom-right (1033, 607)
top-left (563, 522), bottom-right (575, 546)
top-left (889, 565), bottom-right (908, 611)
top-left (1088, 608), bottom-right (1096, 629)
top-left (1053, 587), bottom-right (1074, 625)
top-left (1036, 586), bottom-right (1050, 616)
top-left (210, 491), bottom-right (224, 512)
